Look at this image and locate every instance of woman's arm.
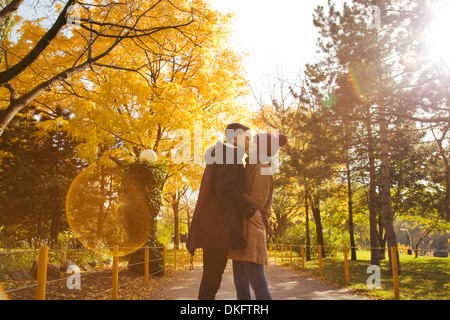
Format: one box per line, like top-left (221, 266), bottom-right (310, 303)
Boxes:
top-left (242, 165), bottom-right (274, 210)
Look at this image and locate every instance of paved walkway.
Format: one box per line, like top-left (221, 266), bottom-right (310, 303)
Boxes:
top-left (150, 261), bottom-right (369, 300)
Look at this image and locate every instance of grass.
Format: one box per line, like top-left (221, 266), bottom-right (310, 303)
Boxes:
top-left (272, 249), bottom-right (450, 300)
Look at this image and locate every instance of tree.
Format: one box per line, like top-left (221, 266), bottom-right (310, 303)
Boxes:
top-left (250, 71), bottom-right (305, 243)
top-left (30, 0), bottom-right (250, 184)
top-left (286, 100), bottom-right (341, 258)
top-left (270, 174), bottom-right (303, 241)
top-left (429, 123), bottom-right (450, 222)
top-left (303, 0), bottom-right (450, 269)
top-left (163, 170), bottom-right (190, 248)
top-left (0, 0), bottom-right (251, 258)
top-left (0, 109), bottom-right (83, 241)
top-left (0, 0), bottom-right (198, 136)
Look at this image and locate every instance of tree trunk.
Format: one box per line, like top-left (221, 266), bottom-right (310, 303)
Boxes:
top-left (367, 113), bottom-right (380, 265)
top-left (186, 206), bottom-right (191, 232)
top-left (50, 209), bottom-right (61, 242)
top-left (430, 125), bottom-right (450, 222)
top-left (309, 190), bottom-right (325, 258)
top-left (414, 229), bottom-right (432, 258)
top-left (346, 157), bottom-right (357, 261)
top-left (304, 187), bottom-right (311, 261)
top-left (446, 166), bottom-right (450, 222)
top-left (172, 198), bottom-right (180, 249)
top-left (377, 212), bottom-right (386, 260)
top-left (378, 107), bottom-right (400, 274)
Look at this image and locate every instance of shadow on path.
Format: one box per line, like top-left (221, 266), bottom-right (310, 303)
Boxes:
top-left (150, 261), bottom-right (369, 300)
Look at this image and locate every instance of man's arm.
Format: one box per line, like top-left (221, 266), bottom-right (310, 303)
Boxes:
top-left (215, 163), bottom-right (256, 218)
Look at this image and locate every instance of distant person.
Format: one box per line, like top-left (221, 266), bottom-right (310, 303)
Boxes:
top-left (186, 123), bottom-right (256, 300)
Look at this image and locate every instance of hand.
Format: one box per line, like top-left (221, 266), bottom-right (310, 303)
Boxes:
top-left (249, 209), bottom-right (264, 229)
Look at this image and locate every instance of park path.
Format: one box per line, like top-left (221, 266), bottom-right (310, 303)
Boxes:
top-left (149, 261), bottom-right (369, 300)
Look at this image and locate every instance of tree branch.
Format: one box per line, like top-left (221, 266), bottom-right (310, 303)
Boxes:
top-left (77, 19), bottom-right (195, 39)
top-left (0, 0), bottom-right (198, 136)
top-left (3, 82), bottom-right (18, 100)
top-left (0, 0), bottom-right (76, 87)
top-left (0, 32), bottom-right (123, 136)
top-left (0, 0), bottom-right (25, 25)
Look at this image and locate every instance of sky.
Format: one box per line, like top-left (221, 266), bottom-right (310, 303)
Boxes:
top-left (13, 0), bottom-right (348, 107)
top-left (208, 0), bottom-right (450, 108)
top-left (208, 0), bottom-right (347, 106)
top-left (13, 0), bottom-right (450, 107)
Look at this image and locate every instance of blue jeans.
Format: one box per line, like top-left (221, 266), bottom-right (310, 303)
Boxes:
top-left (232, 260), bottom-right (272, 300)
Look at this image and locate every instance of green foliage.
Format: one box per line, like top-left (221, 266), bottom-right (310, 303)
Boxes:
top-left (278, 223), bottom-right (307, 247)
top-left (121, 161), bottom-right (167, 274)
top-left (156, 218), bottom-right (174, 246)
top-left (0, 112), bottom-right (84, 242)
top-left (0, 234), bottom-right (106, 281)
top-left (122, 161), bottom-right (167, 218)
top-left (280, 219), bottom-right (347, 257)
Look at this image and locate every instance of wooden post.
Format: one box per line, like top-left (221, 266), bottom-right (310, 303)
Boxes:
top-left (318, 245), bottom-right (323, 277)
top-left (301, 245), bottom-right (305, 268)
top-left (268, 244), bottom-right (272, 259)
top-left (344, 245), bottom-right (349, 285)
top-left (181, 244), bottom-right (185, 268)
top-left (391, 246), bottom-right (400, 300)
top-left (289, 244), bottom-right (293, 267)
top-left (144, 246), bottom-right (149, 286)
top-left (274, 244), bottom-right (277, 262)
top-left (112, 245), bottom-right (119, 300)
top-left (35, 246), bottom-right (48, 300)
top-left (281, 244), bottom-right (284, 263)
top-left (163, 246), bottom-right (166, 278)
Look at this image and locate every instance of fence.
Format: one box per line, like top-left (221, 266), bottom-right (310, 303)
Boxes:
top-left (268, 243), bottom-right (450, 300)
top-left (2, 242), bottom-right (448, 300)
top-left (0, 244), bottom-right (201, 300)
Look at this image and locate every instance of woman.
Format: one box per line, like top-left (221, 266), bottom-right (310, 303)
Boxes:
top-left (228, 133), bottom-right (288, 300)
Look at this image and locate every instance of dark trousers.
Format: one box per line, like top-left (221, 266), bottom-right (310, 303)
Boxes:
top-left (198, 248), bottom-right (228, 300)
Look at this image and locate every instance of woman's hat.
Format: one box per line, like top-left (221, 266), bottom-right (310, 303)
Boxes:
top-left (256, 133), bottom-right (288, 158)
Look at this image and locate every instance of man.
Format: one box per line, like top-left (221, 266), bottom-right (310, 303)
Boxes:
top-left (186, 123), bottom-right (256, 300)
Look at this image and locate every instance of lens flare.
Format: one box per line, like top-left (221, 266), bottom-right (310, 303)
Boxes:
top-left (66, 164), bottom-right (152, 256)
top-left (427, 2), bottom-right (450, 67)
top-left (401, 49), bottom-right (418, 69)
top-left (347, 65), bottom-right (369, 103)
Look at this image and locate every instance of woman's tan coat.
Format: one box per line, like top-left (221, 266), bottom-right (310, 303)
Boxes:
top-left (228, 163), bottom-right (274, 265)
